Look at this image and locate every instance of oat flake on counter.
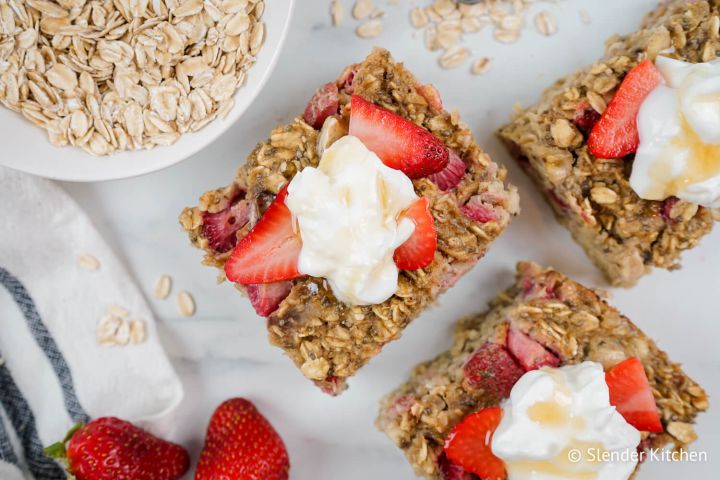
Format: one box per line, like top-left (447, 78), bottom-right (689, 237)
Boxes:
top-left (0, 0), bottom-right (266, 155)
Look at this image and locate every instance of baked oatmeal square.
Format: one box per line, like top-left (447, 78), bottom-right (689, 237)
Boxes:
top-left (180, 49), bottom-right (518, 395)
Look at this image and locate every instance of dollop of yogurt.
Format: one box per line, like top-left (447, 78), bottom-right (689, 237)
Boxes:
top-left (631, 56), bottom-right (720, 207)
top-left (492, 362), bottom-right (640, 480)
top-left (285, 135), bottom-right (418, 305)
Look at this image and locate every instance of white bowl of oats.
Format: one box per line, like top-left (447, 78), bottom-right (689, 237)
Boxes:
top-left (0, 0), bottom-right (294, 182)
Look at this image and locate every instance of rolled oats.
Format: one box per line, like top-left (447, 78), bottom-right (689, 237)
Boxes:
top-left (356, 18), bottom-right (384, 38)
top-left (587, 91), bottom-right (607, 114)
top-left (498, 25), bottom-right (521, 42)
top-left (471, 57), bottom-right (492, 75)
top-left (534, 10), bottom-right (557, 37)
top-left (410, 8), bottom-right (430, 29)
top-left (331, 1), bottom-right (565, 76)
top-left (1, 0), bottom-right (266, 155)
top-left (579, 9), bottom-right (591, 25)
top-left (438, 45), bottom-right (469, 69)
top-left (590, 186), bottom-right (619, 205)
top-left (177, 290), bottom-right (196, 317)
top-left (154, 274), bottom-right (172, 300)
top-left (97, 314), bottom-right (122, 346)
top-left (352, 0), bottom-right (375, 20)
top-left (106, 304), bottom-right (129, 318)
top-left (114, 319), bottom-right (131, 346)
top-left (77, 254), bottom-right (100, 271)
top-left (330, 0), bottom-right (343, 26)
top-left (129, 319), bottom-right (147, 344)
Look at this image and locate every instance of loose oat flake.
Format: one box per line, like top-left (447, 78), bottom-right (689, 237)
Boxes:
top-left (154, 274), bottom-right (173, 300)
top-left (177, 290), bottom-right (196, 317)
top-left (0, 0), bottom-right (266, 156)
top-left (356, 18), bottom-right (384, 38)
top-left (535, 10), bottom-right (558, 37)
top-left (471, 57), bottom-right (492, 75)
top-left (353, 0), bottom-right (375, 20)
top-left (129, 319), bottom-right (147, 344)
top-left (330, 0), bottom-right (344, 26)
top-left (106, 304), bottom-right (129, 318)
top-left (77, 254), bottom-right (100, 271)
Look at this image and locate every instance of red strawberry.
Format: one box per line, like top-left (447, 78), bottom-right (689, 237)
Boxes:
top-left (417, 83), bottom-right (443, 114)
top-left (463, 342), bottom-right (524, 401)
top-left (506, 325), bottom-right (560, 371)
top-left (437, 453), bottom-right (476, 480)
top-left (573, 101), bottom-right (601, 134)
top-left (339, 64), bottom-right (359, 94)
top-left (428, 150), bottom-right (466, 191)
top-left (443, 407), bottom-right (506, 480)
top-left (45, 417), bottom-right (189, 480)
top-left (605, 357), bottom-right (663, 433)
top-left (349, 95), bottom-right (449, 178)
top-left (247, 281), bottom-right (292, 317)
top-left (461, 196), bottom-right (498, 224)
top-left (195, 398), bottom-right (290, 480)
top-left (202, 196), bottom-right (251, 253)
top-left (225, 186), bottom-right (304, 285)
top-left (303, 82), bottom-right (339, 129)
top-left (393, 197), bottom-right (437, 270)
top-left (588, 60), bottom-right (663, 158)
top-left (661, 196), bottom-right (680, 223)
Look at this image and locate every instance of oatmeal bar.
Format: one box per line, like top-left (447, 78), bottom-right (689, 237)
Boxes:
top-left (180, 48), bottom-right (518, 395)
top-left (498, 0), bottom-right (718, 287)
top-left (377, 262), bottom-right (707, 479)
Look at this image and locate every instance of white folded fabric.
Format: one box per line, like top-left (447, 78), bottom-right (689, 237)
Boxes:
top-left (0, 167), bottom-right (183, 479)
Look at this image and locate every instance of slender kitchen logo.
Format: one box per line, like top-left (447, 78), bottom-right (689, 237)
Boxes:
top-left (567, 447), bottom-right (708, 464)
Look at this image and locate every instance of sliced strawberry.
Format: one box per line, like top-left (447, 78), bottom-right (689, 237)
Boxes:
top-left (443, 407), bottom-right (506, 480)
top-left (661, 196), bottom-right (680, 223)
top-left (428, 150), bottom-right (466, 191)
top-left (417, 83), bottom-right (443, 114)
top-left (202, 195), bottom-right (251, 253)
top-left (349, 95), bottom-right (449, 178)
top-left (461, 196), bottom-right (498, 224)
top-left (573, 101), bottom-right (601, 134)
top-left (339, 64), bottom-right (359, 94)
top-left (303, 82), bottom-right (339, 129)
top-left (247, 281), bottom-right (292, 317)
top-left (463, 342), bottom-right (524, 401)
top-left (437, 453), bottom-right (476, 480)
top-left (393, 197), bottom-right (437, 270)
top-left (588, 60), bottom-right (663, 158)
top-left (606, 357), bottom-right (663, 433)
top-left (506, 325), bottom-right (560, 371)
top-left (225, 186), bottom-right (304, 285)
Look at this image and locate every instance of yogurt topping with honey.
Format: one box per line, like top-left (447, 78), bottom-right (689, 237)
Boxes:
top-left (492, 362), bottom-right (640, 480)
top-left (631, 56), bottom-right (720, 207)
top-left (285, 135), bottom-right (418, 305)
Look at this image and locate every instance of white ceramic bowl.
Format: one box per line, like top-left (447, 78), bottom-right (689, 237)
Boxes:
top-left (0, 0), bottom-right (295, 182)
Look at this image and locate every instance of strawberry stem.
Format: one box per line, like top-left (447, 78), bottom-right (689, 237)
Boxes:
top-left (44, 422), bottom-right (84, 459)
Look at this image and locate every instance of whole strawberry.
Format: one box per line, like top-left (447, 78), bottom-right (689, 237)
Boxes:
top-left (45, 417), bottom-right (189, 480)
top-left (195, 398), bottom-right (290, 480)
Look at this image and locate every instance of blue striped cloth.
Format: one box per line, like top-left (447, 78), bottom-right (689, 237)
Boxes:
top-left (1, 268), bottom-right (88, 479)
top-left (0, 167), bottom-right (183, 479)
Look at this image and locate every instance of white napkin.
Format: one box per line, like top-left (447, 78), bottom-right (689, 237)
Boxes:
top-left (0, 167), bottom-right (183, 479)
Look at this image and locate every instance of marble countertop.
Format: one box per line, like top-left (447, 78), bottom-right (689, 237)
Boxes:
top-left (60, 1), bottom-right (719, 478)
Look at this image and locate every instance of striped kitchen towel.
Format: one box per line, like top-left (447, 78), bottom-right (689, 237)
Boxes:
top-left (0, 167), bottom-right (183, 479)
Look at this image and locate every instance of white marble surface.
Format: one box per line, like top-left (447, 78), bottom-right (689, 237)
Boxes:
top-left (59, 1), bottom-right (719, 478)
